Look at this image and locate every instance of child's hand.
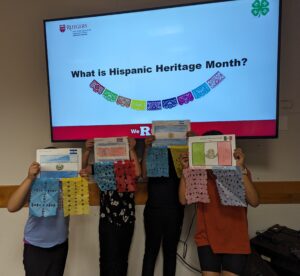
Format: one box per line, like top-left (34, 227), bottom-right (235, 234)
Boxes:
top-left (28, 162), bottom-right (40, 180)
top-left (180, 153), bottom-right (189, 169)
top-left (128, 137), bottom-right (136, 150)
top-left (85, 139), bottom-right (94, 152)
top-left (80, 168), bottom-right (90, 177)
top-left (145, 135), bottom-right (155, 148)
top-left (233, 148), bottom-right (245, 168)
top-left (186, 131), bottom-right (197, 137)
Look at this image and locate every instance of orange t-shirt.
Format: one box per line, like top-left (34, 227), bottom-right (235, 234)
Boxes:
top-left (194, 172), bottom-right (251, 254)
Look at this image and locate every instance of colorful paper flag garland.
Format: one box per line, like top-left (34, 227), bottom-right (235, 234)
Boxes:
top-left (89, 71), bottom-right (225, 111)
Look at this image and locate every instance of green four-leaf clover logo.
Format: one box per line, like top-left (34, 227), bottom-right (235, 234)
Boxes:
top-left (252, 0), bottom-right (270, 17)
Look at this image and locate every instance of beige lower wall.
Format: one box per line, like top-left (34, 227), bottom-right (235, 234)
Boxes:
top-left (1, 204), bottom-right (300, 276)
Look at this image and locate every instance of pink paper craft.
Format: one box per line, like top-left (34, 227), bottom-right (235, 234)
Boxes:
top-left (89, 80), bottom-right (105, 94)
top-left (114, 160), bottom-right (137, 192)
top-left (116, 96), bottom-right (131, 108)
top-left (183, 168), bottom-right (210, 204)
top-left (217, 141), bottom-right (232, 166)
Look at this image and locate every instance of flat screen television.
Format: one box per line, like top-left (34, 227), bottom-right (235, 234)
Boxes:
top-left (44, 0), bottom-right (281, 141)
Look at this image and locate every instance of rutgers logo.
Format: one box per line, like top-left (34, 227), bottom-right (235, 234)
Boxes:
top-left (59, 25), bottom-right (66, 32)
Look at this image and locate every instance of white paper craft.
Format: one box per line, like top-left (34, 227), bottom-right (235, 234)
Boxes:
top-left (188, 135), bottom-right (236, 169)
top-left (94, 137), bottom-right (129, 162)
top-left (152, 120), bottom-right (190, 147)
top-left (36, 148), bottom-right (82, 178)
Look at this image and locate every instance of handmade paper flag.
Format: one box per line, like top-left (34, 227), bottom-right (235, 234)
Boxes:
top-left (152, 120), bottom-right (190, 147)
top-left (61, 177), bottom-right (90, 216)
top-left (183, 168), bottom-right (210, 204)
top-left (94, 137), bottom-right (129, 162)
top-left (114, 160), bottom-right (136, 192)
top-left (146, 146), bottom-right (169, 177)
top-left (29, 178), bottom-right (60, 217)
top-left (213, 168), bottom-right (247, 207)
top-left (36, 148), bottom-right (82, 178)
top-left (188, 135), bottom-right (236, 169)
top-left (169, 145), bottom-right (188, 178)
top-left (94, 161), bottom-right (117, 191)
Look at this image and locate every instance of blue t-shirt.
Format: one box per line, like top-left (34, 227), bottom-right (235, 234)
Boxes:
top-left (24, 209), bottom-right (69, 248)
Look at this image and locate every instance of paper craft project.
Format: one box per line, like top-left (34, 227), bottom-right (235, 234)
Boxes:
top-left (183, 168), bottom-right (210, 204)
top-left (36, 148), bottom-right (81, 178)
top-left (114, 160), bottom-right (136, 192)
top-left (61, 177), bottom-right (90, 216)
top-left (169, 145), bottom-right (188, 178)
top-left (212, 168), bottom-right (247, 207)
top-left (94, 137), bottom-right (129, 162)
top-left (29, 178), bottom-right (60, 217)
top-left (152, 120), bottom-right (190, 147)
top-left (188, 135), bottom-right (236, 169)
top-left (146, 146), bottom-right (169, 177)
top-left (94, 161), bottom-right (117, 191)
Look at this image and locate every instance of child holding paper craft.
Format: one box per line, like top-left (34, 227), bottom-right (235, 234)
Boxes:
top-left (141, 135), bottom-right (186, 276)
top-left (81, 137), bottom-right (141, 276)
top-left (179, 131), bottom-right (259, 276)
top-left (7, 162), bottom-right (69, 276)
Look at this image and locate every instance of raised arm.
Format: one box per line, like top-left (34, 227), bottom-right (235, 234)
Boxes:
top-left (178, 153), bottom-right (189, 205)
top-left (79, 164), bottom-right (93, 177)
top-left (128, 137), bottom-right (141, 178)
top-left (234, 148), bottom-right (260, 207)
top-left (7, 162), bottom-right (40, 212)
top-left (179, 176), bottom-right (187, 205)
top-left (82, 139), bottom-right (94, 169)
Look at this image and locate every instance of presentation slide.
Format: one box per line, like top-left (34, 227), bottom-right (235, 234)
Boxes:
top-left (44, 0), bottom-right (280, 140)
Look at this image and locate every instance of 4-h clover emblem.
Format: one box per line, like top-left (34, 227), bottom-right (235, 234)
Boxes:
top-left (252, 0), bottom-right (270, 17)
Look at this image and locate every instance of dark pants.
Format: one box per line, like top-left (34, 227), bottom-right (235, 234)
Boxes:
top-left (142, 206), bottom-right (183, 276)
top-left (99, 220), bottom-right (134, 276)
top-left (23, 240), bottom-right (68, 276)
top-left (197, 245), bottom-right (248, 274)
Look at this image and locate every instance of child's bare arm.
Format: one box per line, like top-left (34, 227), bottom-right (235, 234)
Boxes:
top-left (82, 139), bottom-right (94, 169)
top-left (178, 153), bottom-right (189, 205)
top-left (7, 162), bottom-right (40, 212)
top-left (234, 148), bottom-right (260, 207)
top-left (179, 176), bottom-right (187, 205)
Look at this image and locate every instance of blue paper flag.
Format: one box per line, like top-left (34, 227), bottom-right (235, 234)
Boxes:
top-left (146, 147), bottom-right (169, 177)
top-left (29, 178), bottom-right (60, 217)
top-left (94, 161), bottom-right (117, 191)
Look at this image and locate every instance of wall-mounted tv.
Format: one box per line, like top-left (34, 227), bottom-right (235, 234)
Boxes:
top-left (44, 0), bottom-right (281, 141)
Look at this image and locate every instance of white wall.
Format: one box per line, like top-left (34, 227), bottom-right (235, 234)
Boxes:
top-left (1, 0), bottom-right (300, 275)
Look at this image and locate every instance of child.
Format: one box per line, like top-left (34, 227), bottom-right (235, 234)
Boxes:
top-left (179, 131), bottom-right (259, 276)
top-left (141, 135), bottom-right (185, 276)
top-left (81, 137), bottom-right (141, 276)
top-left (7, 162), bottom-right (69, 276)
